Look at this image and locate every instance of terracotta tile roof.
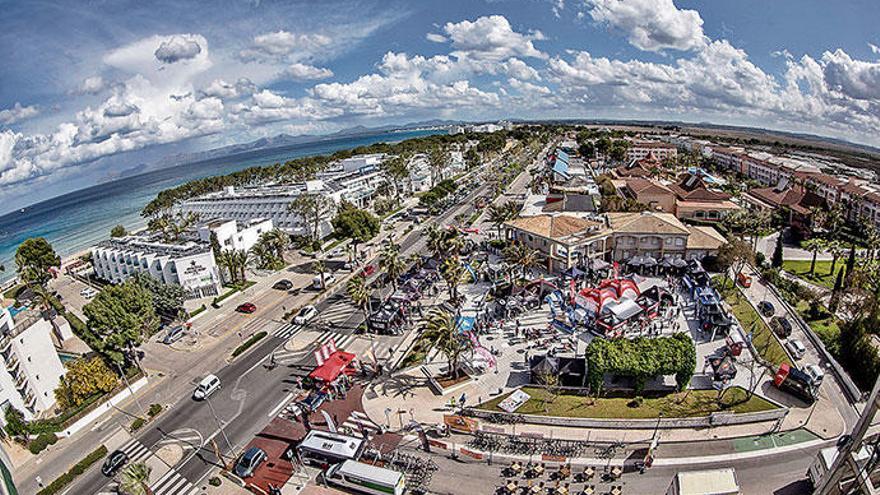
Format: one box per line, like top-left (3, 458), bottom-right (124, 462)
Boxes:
top-left (676, 200), bottom-right (741, 211)
top-left (607, 211), bottom-right (690, 235)
top-left (666, 174), bottom-right (732, 202)
top-left (840, 179), bottom-right (870, 196)
top-left (686, 226), bottom-right (727, 250)
top-left (747, 184), bottom-right (824, 214)
top-left (614, 165), bottom-right (652, 177)
top-left (625, 178), bottom-right (674, 196)
top-left (505, 215), bottom-right (605, 240)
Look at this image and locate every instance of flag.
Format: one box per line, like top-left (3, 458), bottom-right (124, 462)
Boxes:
top-left (321, 410), bottom-right (337, 433)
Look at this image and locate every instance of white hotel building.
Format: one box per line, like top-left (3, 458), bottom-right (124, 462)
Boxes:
top-left (0, 308), bottom-right (68, 421)
top-left (92, 234), bottom-right (222, 299)
top-left (196, 218), bottom-right (274, 253)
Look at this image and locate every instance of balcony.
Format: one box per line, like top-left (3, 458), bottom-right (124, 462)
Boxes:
top-left (14, 372), bottom-right (27, 391)
top-left (5, 354), bottom-right (19, 372)
top-left (0, 335), bottom-right (10, 352)
top-left (24, 391), bottom-right (35, 407)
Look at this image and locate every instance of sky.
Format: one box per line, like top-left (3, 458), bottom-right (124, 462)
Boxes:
top-left (1, 0), bottom-right (880, 209)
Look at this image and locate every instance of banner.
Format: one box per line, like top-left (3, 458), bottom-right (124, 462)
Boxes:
top-left (443, 415), bottom-right (479, 434)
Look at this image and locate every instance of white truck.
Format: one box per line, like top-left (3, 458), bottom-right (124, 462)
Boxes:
top-left (666, 468), bottom-right (740, 495)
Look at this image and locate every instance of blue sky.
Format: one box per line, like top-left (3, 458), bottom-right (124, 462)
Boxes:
top-left (1, 0), bottom-right (879, 208)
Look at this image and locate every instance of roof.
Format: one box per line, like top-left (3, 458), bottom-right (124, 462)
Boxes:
top-left (686, 226), bottom-right (727, 250)
top-left (676, 200), bottom-right (741, 211)
top-left (298, 431), bottom-right (364, 458)
top-left (625, 178), bottom-right (674, 197)
top-left (747, 184), bottom-right (824, 214)
top-left (309, 351), bottom-right (357, 382)
top-left (668, 174), bottom-right (732, 202)
top-left (337, 461), bottom-right (404, 486)
top-left (505, 215), bottom-right (606, 240)
top-left (676, 469), bottom-right (739, 495)
top-left (607, 212), bottom-right (690, 235)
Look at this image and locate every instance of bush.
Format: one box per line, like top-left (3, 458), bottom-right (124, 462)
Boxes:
top-left (209, 477), bottom-right (222, 487)
top-left (130, 417), bottom-right (145, 431)
top-left (37, 445), bottom-right (107, 495)
top-left (148, 403), bottom-right (163, 417)
top-left (231, 331), bottom-right (267, 358)
top-left (28, 432), bottom-right (58, 454)
top-left (586, 333), bottom-right (696, 392)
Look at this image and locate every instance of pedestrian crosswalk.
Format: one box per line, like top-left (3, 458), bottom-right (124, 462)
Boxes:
top-left (150, 467), bottom-right (199, 495)
top-left (272, 322), bottom-right (301, 339)
top-left (118, 437), bottom-right (152, 464)
top-left (317, 300), bottom-right (359, 328)
top-left (339, 410), bottom-right (383, 439)
top-left (154, 428), bottom-right (202, 453)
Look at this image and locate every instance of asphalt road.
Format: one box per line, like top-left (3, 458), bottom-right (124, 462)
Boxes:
top-left (68, 151), bottom-right (525, 495)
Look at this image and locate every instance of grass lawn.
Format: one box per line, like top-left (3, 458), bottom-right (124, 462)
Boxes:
top-left (478, 386), bottom-right (777, 419)
top-left (782, 260), bottom-right (844, 290)
top-left (795, 300), bottom-right (842, 355)
top-left (713, 276), bottom-right (793, 367)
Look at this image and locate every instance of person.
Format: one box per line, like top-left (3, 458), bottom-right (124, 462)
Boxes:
top-left (270, 352), bottom-right (276, 367)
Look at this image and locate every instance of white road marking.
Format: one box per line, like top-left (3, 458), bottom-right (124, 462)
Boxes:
top-left (268, 392), bottom-right (295, 417)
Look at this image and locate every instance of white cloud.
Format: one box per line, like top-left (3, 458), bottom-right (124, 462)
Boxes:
top-left (77, 76), bottom-right (107, 95)
top-left (587, 0), bottom-right (706, 52)
top-left (426, 33), bottom-right (447, 43)
top-left (820, 49), bottom-right (880, 101)
top-left (443, 15), bottom-right (547, 61)
top-left (240, 31), bottom-right (332, 61)
top-left (869, 43), bottom-right (880, 56)
top-left (154, 35), bottom-right (203, 64)
top-left (234, 90), bottom-right (343, 123)
top-left (198, 78), bottom-right (256, 100)
top-left (283, 63), bottom-right (334, 81)
top-left (0, 103), bottom-right (40, 125)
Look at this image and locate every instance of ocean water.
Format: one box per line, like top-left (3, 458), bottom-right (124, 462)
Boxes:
top-left (0, 129), bottom-right (439, 283)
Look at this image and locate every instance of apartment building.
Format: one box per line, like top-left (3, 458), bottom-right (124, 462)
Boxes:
top-left (196, 218), bottom-right (274, 253)
top-left (622, 178), bottom-right (676, 213)
top-left (92, 234), bottom-right (222, 298)
top-left (179, 182), bottom-right (344, 239)
top-left (625, 141), bottom-right (677, 162)
top-left (0, 308), bottom-right (67, 420)
top-left (798, 172), bottom-right (880, 229)
top-left (709, 146), bottom-right (748, 175)
top-left (607, 212), bottom-right (725, 261)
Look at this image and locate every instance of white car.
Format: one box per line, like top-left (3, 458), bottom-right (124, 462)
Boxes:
top-left (785, 339), bottom-right (806, 360)
top-left (193, 374), bottom-right (221, 400)
top-left (80, 287), bottom-right (97, 299)
top-left (804, 364), bottom-right (825, 386)
top-left (293, 305), bottom-right (319, 325)
top-left (327, 247), bottom-right (344, 258)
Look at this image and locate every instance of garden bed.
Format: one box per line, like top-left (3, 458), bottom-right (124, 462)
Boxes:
top-left (477, 386), bottom-right (778, 419)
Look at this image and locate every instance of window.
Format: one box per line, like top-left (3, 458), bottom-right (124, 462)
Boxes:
top-left (676, 238), bottom-right (684, 246)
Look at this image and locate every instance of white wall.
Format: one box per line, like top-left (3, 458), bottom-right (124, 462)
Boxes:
top-left (14, 318), bottom-right (66, 412)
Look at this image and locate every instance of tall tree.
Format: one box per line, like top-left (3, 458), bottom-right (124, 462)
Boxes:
top-left (288, 195), bottom-right (333, 245)
top-left (110, 225), bottom-right (128, 238)
top-left (231, 249), bottom-right (250, 283)
top-left (312, 259), bottom-right (327, 289)
top-left (421, 308), bottom-right (468, 379)
top-left (119, 462), bottom-right (153, 495)
top-left (54, 357), bottom-right (118, 409)
top-left (345, 275), bottom-right (372, 331)
top-left (801, 238), bottom-right (825, 277)
top-left (331, 203), bottom-right (380, 257)
top-left (716, 239), bottom-right (755, 289)
top-left (830, 265), bottom-right (846, 313)
top-left (131, 273), bottom-right (186, 323)
top-left (82, 280), bottom-right (158, 365)
top-left (844, 244), bottom-right (857, 288)
top-left (487, 201), bottom-right (520, 239)
top-left (440, 258), bottom-right (466, 304)
top-left (502, 242), bottom-right (540, 279)
top-left (15, 237), bottom-right (60, 288)
top-left (380, 153), bottom-right (411, 201)
top-left (771, 234), bottom-right (784, 268)
top-left (378, 242), bottom-right (406, 291)
top-left (826, 239), bottom-right (846, 276)
top-left (428, 147), bottom-right (448, 186)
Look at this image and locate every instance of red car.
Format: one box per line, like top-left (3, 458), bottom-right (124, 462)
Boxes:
top-left (236, 302), bottom-right (257, 314)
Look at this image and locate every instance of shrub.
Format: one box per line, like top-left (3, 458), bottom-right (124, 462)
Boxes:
top-left (130, 417), bottom-right (145, 431)
top-left (28, 432), bottom-right (58, 454)
top-left (231, 331), bottom-right (267, 358)
top-left (586, 333), bottom-right (696, 392)
top-left (209, 477), bottom-right (222, 487)
top-left (148, 403), bottom-right (163, 417)
top-left (38, 445), bottom-right (107, 495)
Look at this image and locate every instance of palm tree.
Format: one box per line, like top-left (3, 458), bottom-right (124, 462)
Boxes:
top-left (379, 242), bottom-right (406, 290)
top-left (421, 308), bottom-right (468, 379)
top-left (440, 258), bottom-right (466, 304)
top-left (262, 228), bottom-right (290, 260)
top-left (346, 275), bottom-right (372, 331)
top-left (249, 240), bottom-right (275, 270)
top-left (826, 239), bottom-right (846, 276)
top-left (802, 238), bottom-right (826, 277)
top-left (119, 462), bottom-right (152, 495)
top-left (216, 250), bottom-right (238, 284)
top-left (487, 201), bottom-right (520, 239)
top-left (428, 147), bottom-right (448, 187)
top-left (503, 242), bottom-right (539, 279)
top-left (288, 195), bottom-right (332, 245)
top-left (231, 249), bottom-right (250, 283)
top-left (380, 153), bottom-right (411, 201)
top-left (311, 259), bottom-right (327, 289)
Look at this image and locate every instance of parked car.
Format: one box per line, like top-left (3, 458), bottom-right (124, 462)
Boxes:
top-left (327, 247), bottom-right (344, 258)
top-left (236, 302), bottom-right (257, 314)
top-left (162, 325), bottom-right (186, 345)
top-left (293, 305), bottom-right (319, 325)
top-left (193, 374), bottom-right (221, 400)
top-left (771, 316), bottom-right (793, 338)
top-left (804, 364), bottom-right (826, 386)
top-left (313, 273), bottom-right (337, 290)
top-left (758, 301), bottom-right (775, 317)
top-left (273, 279), bottom-right (293, 291)
top-left (101, 450), bottom-right (128, 477)
top-left (785, 339), bottom-right (807, 360)
top-left (80, 287), bottom-right (97, 299)
top-left (233, 447), bottom-right (267, 479)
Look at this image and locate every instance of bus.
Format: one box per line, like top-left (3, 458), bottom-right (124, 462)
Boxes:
top-left (297, 431), bottom-right (366, 468)
top-left (326, 460), bottom-right (406, 495)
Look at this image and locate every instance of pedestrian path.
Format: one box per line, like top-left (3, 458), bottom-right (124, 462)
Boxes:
top-left (150, 467), bottom-right (199, 495)
top-left (340, 410), bottom-right (383, 439)
top-left (272, 322), bottom-right (301, 339)
top-left (118, 437), bottom-right (152, 464)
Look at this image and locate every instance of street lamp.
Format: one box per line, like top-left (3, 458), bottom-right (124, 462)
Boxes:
top-left (206, 395), bottom-right (237, 469)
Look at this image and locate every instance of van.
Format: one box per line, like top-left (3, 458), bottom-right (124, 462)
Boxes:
top-left (325, 460), bottom-right (405, 495)
top-left (193, 374), bottom-right (220, 400)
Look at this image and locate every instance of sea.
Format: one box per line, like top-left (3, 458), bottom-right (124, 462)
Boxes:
top-left (0, 129), bottom-right (440, 284)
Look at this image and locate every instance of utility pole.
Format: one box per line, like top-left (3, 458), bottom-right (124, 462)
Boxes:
top-left (116, 361), bottom-right (146, 418)
top-left (206, 395), bottom-right (237, 468)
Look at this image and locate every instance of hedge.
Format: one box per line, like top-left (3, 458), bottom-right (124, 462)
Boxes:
top-left (232, 331), bottom-right (267, 358)
top-left (37, 445), bottom-right (108, 495)
top-left (28, 432), bottom-right (58, 454)
top-left (586, 333), bottom-right (696, 392)
top-left (130, 417), bottom-right (145, 431)
top-left (148, 403), bottom-right (163, 417)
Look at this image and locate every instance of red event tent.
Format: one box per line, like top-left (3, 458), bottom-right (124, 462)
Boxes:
top-left (309, 351), bottom-right (358, 383)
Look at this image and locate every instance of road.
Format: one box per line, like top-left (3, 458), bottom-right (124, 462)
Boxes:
top-left (59, 145), bottom-right (541, 495)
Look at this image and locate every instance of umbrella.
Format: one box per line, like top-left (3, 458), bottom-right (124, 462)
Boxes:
top-left (660, 257), bottom-right (673, 268)
top-left (589, 258), bottom-right (611, 270)
top-left (672, 258), bottom-right (688, 268)
top-left (627, 256), bottom-right (644, 266)
top-left (642, 256), bottom-right (658, 267)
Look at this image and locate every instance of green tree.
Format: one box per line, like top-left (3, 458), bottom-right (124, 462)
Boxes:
top-left (421, 308), bottom-right (468, 379)
top-left (3, 406), bottom-right (27, 442)
top-left (771, 234), bottom-right (784, 268)
top-left (428, 147), bottom-right (448, 186)
top-left (801, 238), bottom-right (825, 277)
top-left (464, 148), bottom-right (480, 170)
top-left (378, 242), bottom-right (406, 291)
top-left (844, 244), bottom-right (857, 288)
top-left (82, 280), bottom-right (158, 365)
top-left (487, 201), bottom-right (520, 239)
top-left (440, 258), bottom-right (466, 303)
top-left (502, 242), bottom-right (540, 279)
top-left (15, 237), bottom-right (60, 288)
top-left (312, 259), bottom-right (327, 289)
top-left (262, 228), bottom-right (290, 260)
top-left (110, 225), bottom-right (128, 238)
top-left (345, 275), bottom-right (372, 331)
top-left (331, 204), bottom-right (380, 255)
top-left (578, 140), bottom-right (595, 159)
top-left (608, 140), bottom-right (630, 162)
top-left (716, 238), bottom-right (755, 289)
top-left (380, 153), bottom-right (411, 201)
top-left (231, 249), bottom-right (250, 283)
top-left (826, 239), bottom-right (846, 276)
top-left (131, 273), bottom-right (185, 322)
top-left (830, 265), bottom-right (846, 313)
top-left (54, 357), bottom-right (118, 409)
top-left (288, 194), bottom-right (333, 244)
top-left (119, 462), bottom-right (152, 495)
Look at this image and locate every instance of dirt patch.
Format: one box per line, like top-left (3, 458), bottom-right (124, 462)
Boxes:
top-left (155, 443), bottom-right (184, 466)
top-left (437, 374), bottom-right (470, 389)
